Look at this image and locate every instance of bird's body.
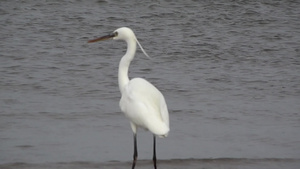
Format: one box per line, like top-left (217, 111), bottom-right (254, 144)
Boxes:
top-left (120, 77), bottom-right (169, 136)
top-left (88, 27), bottom-right (169, 169)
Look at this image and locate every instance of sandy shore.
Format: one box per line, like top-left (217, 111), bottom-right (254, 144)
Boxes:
top-left (1, 158), bottom-right (300, 169)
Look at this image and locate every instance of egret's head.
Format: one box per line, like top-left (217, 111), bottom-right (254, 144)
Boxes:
top-left (88, 27), bottom-right (135, 43)
top-left (112, 27), bottom-right (135, 41)
top-left (88, 27), bottom-right (150, 58)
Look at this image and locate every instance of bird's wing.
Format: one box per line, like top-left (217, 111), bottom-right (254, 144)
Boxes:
top-left (122, 78), bottom-right (169, 135)
top-left (159, 94), bottom-right (169, 128)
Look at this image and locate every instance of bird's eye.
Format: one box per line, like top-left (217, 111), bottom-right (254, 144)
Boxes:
top-left (114, 31), bottom-right (118, 37)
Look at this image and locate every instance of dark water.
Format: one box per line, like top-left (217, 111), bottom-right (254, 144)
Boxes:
top-left (1, 0), bottom-right (300, 168)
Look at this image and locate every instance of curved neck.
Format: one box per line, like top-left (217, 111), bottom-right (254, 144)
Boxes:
top-left (118, 38), bottom-right (136, 93)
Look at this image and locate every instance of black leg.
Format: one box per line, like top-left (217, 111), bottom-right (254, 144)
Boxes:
top-left (153, 135), bottom-right (157, 169)
top-left (132, 133), bottom-right (138, 169)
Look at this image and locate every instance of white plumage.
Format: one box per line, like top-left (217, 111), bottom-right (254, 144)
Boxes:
top-left (120, 78), bottom-right (169, 136)
top-left (88, 27), bottom-right (169, 169)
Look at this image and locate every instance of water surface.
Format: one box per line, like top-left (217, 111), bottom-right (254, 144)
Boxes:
top-left (0, 0), bottom-right (299, 168)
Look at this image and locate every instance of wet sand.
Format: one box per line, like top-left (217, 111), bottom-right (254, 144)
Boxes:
top-left (1, 158), bottom-right (300, 169)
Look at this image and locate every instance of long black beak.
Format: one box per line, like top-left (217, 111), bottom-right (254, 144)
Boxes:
top-left (88, 32), bottom-right (116, 43)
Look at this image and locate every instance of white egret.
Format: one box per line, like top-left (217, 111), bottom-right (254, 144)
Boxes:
top-left (88, 27), bottom-right (170, 169)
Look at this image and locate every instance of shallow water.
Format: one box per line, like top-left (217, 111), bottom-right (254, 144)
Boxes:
top-left (1, 0), bottom-right (300, 167)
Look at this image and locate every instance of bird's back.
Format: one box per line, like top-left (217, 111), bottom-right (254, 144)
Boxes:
top-left (119, 78), bottom-right (169, 137)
